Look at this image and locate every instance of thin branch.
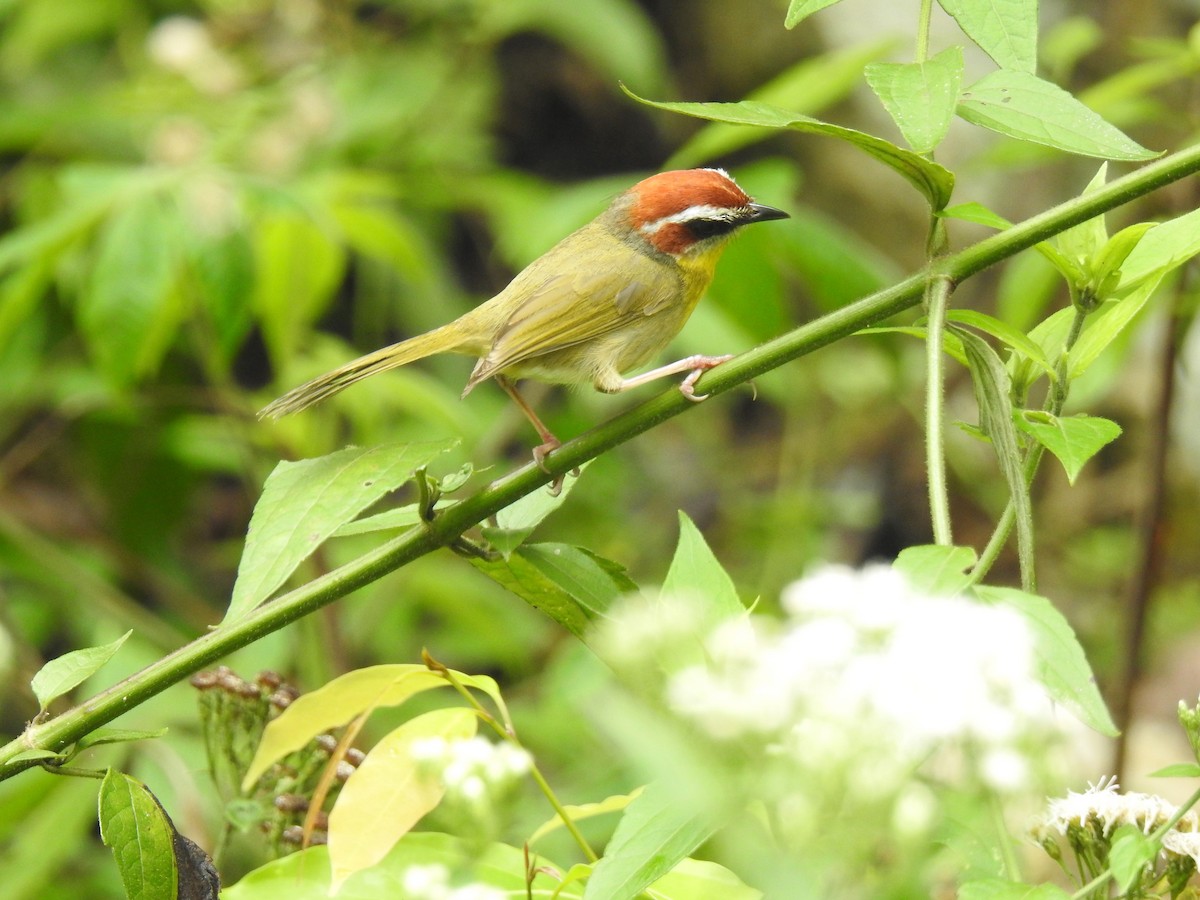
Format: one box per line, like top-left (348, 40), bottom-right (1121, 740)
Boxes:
top-left (4, 142), bottom-right (1200, 782)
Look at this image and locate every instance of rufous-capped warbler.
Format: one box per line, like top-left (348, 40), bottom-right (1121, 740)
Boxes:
top-left (259, 168), bottom-right (788, 467)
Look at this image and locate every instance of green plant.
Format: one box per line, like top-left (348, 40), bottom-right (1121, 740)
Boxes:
top-left (4, 1), bottom-right (1200, 898)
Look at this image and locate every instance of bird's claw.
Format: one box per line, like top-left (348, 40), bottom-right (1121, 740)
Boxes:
top-left (532, 439), bottom-right (577, 496)
top-left (678, 355), bottom-right (735, 402)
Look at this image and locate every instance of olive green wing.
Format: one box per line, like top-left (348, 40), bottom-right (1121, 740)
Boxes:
top-left (468, 229), bottom-right (677, 386)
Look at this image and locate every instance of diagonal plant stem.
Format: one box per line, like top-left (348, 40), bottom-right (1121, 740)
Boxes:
top-left (3, 142), bottom-right (1200, 783)
top-left (924, 274), bottom-right (955, 545)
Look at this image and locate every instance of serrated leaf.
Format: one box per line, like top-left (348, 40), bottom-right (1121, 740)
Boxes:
top-left (582, 779), bottom-right (719, 900)
top-left (976, 585), bottom-right (1118, 736)
top-left (953, 327), bottom-right (1036, 589)
top-left (226, 441), bottom-right (453, 621)
top-left (31, 630), bottom-right (132, 710)
top-left (98, 770), bottom-right (179, 900)
top-left (327, 708), bottom-right (477, 894)
top-left (472, 543), bottom-right (635, 638)
top-left (242, 664), bottom-right (496, 790)
top-left (958, 70), bottom-right (1157, 161)
top-left (482, 464), bottom-right (588, 557)
top-left (858, 324), bottom-right (969, 368)
top-left (894, 545), bottom-right (977, 595)
top-left (938, 0), bottom-right (1038, 72)
top-left (663, 512), bottom-right (743, 618)
top-left (1150, 763), bottom-right (1200, 778)
top-left (623, 88), bottom-right (954, 210)
top-left (865, 46), bottom-right (963, 153)
top-left (1014, 413), bottom-right (1122, 484)
top-left (784, 0), bottom-right (843, 28)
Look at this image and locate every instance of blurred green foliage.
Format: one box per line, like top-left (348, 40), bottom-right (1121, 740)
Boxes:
top-left (1, 0), bottom-right (1199, 896)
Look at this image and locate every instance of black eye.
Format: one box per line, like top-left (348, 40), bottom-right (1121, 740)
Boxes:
top-left (685, 217), bottom-right (739, 240)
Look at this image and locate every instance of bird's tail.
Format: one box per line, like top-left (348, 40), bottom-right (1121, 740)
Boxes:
top-left (258, 323), bottom-right (470, 419)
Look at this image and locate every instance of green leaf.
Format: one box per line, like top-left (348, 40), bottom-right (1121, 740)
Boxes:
top-left (79, 192), bottom-right (182, 385)
top-left (938, 0), bottom-right (1038, 72)
top-left (1091, 222), bottom-right (1157, 294)
top-left (663, 512), bottom-right (743, 618)
top-left (1150, 763), bottom-right (1200, 778)
top-left (1068, 277), bottom-right (1160, 380)
top-left (953, 327), bottom-right (1036, 590)
top-left (583, 779), bottom-right (718, 900)
top-left (1014, 413), bottom-right (1122, 485)
top-left (1110, 824), bottom-right (1158, 891)
top-left (529, 788), bottom-right (642, 846)
top-left (894, 545), bottom-right (977, 595)
top-left (30, 630), bottom-right (132, 710)
top-left (98, 770), bottom-right (179, 900)
top-left (472, 543), bottom-right (636, 638)
top-left (669, 41), bottom-right (892, 167)
top-left (77, 727), bottom-right (170, 752)
top-left (650, 858), bottom-right (762, 900)
top-left (1051, 165), bottom-right (1111, 278)
top-left (622, 88), bottom-right (954, 210)
top-left (940, 201), bottom-right (1012, 230)
top-left (225, 441), bottom-right (453, 621)
top-left (482, 464), bottom-right (588, 556)
top-left (242, 663), bottom-right (496, 790)
top-left (222, 834), bottom-right (570, 899)
top-left (958, 70), bottom-right (1158, 161)
top-left (251, 204), bottom-right (346, 367)
top-left (946, 309), bottom-right (1056, 382)
top-left (328, 708), bottom-right (477, 894)
top-left (784, 0), bottom-right (843, 28)
top-left (1115, 206), bottom-right (1200, 292)
top-left (185, 224), bottom-right (255, 363)
top-left (958, 878), bottom-right (1072, 900)
top-left (865, 46), bottom-right (964, 153)
top-left (976, 585), bottom-right (1119, 736)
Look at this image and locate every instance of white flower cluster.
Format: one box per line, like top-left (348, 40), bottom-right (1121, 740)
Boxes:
top-left (401, 863), bottom-right (505, 900)
top-left (617, 564), bottom-right (1068, 796)
top-left (1035, 776), bottom-right (1200, 842)
top-left (409, 736), bottom-right (532, 803)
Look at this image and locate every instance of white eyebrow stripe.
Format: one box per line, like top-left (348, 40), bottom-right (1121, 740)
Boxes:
top-left (639, 204), bottom-right (743, 234)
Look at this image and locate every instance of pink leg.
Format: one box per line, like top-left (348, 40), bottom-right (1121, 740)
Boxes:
top-left (495, 375), bottom-right (571, 494)
top-left (613, 354), bottom-right (734, 401)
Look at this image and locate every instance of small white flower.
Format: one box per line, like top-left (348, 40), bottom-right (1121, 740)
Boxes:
top-left (1163, 830), bottom-right (1200, 866)
top-left (409, 736), bottom-right (449, 764)
top-left (403, 863), bottom-right (450, 897)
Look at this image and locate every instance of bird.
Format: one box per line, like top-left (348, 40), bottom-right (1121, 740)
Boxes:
top-left (259, 167), bottom-right (788, 475)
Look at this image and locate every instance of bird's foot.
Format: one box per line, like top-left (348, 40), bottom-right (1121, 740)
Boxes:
top-left (678, 354), bottom-right (735, 401)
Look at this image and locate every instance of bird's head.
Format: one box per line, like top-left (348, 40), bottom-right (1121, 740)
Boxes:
top-left (616, 168), bottom-right (789, 260)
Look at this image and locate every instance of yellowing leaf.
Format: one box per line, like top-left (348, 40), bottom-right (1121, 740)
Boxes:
top-left (327, 708), bottom-right (477, 894)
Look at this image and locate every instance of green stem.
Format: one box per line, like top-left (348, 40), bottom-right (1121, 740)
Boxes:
top-left (924, 274), bottom-right (955, 545)
top-left (4, 142), bottom-right (1200, 782)
top-left (916, 0), bottom-right (934, 62)
top-left (970, 306), bottom-right (1090, 583)
top-left (440, 667), bottom-right (598, 862)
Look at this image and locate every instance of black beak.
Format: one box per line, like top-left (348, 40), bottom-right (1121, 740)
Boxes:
top-left (746, 202), bottom-right (790, 223)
